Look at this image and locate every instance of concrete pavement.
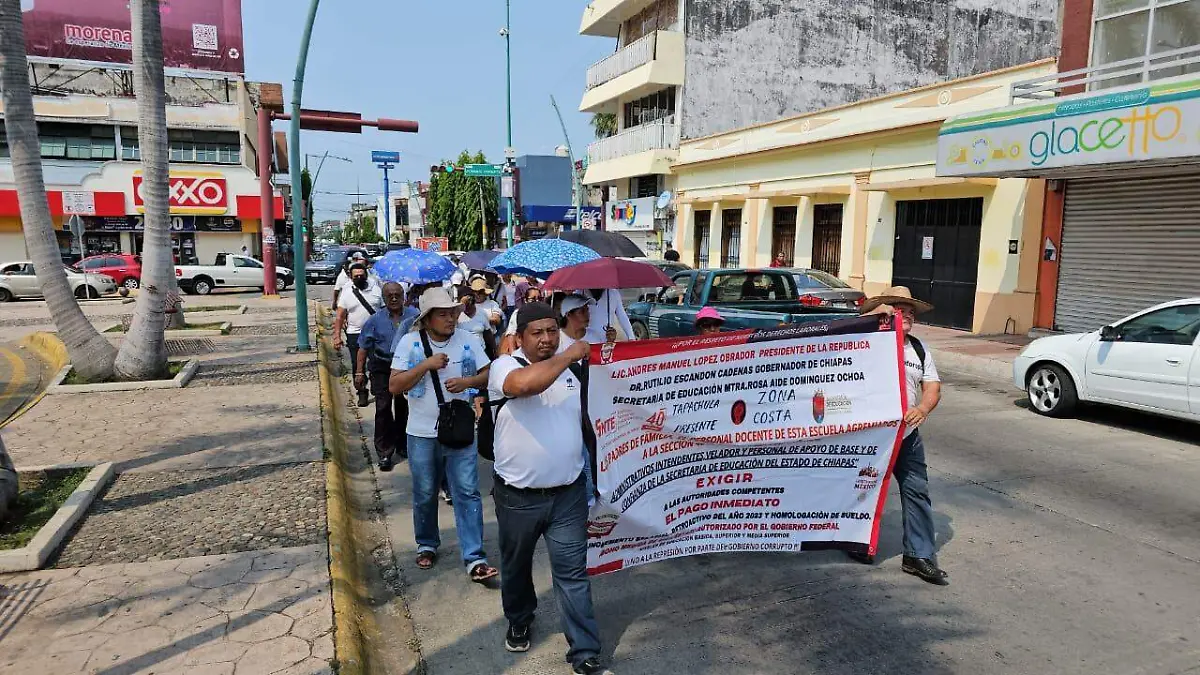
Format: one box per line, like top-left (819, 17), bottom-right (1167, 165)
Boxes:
top-left (362, 364), bottom-right (1200, 674)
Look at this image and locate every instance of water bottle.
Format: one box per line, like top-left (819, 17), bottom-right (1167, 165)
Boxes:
top-left (409, 341), bottom-right (426, 398)
top-left (461, 344), bottom-right (478, 396)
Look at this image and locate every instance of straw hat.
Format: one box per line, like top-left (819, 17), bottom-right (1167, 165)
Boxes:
top-left (859, 286), bottom-right (933, 315)
top-left (469, 277), bottom-right (494, 294)
top-left (417, 287), bottom-right (460, 321)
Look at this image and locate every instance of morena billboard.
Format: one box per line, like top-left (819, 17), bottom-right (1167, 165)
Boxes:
top-left (21, 0), bottom-right (245, 75)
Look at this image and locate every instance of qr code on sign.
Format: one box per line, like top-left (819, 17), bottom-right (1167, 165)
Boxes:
top-left (192, 23), bottom-right (219, 51)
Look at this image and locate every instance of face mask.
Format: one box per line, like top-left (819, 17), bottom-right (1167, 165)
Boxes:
top-left (353, 277), bottom-right (368, 289)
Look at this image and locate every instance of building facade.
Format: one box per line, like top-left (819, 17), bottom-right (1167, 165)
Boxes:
top-left (936, 0), bottom-right (1200, 333)
top-left (577, 0), bottom-right (1058, 260)
top-left (0, 63), bottom-right (281, 267)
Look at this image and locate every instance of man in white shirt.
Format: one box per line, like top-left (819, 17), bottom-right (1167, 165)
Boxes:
top-left (333, 263), bottom-right (382, 407)
top-left (389, 287), bottom-right (499, 584)
top-left (853, 287), bottom-right (947, 586)
top-left (487, 303), bottom-right (613, 675)
top-left (470, 277), bottom-right (504, 329)
top-left (580, 288), bottom-right (634, 344)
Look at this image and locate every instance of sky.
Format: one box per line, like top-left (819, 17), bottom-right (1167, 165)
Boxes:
top-left (241, 1), bottom-right (614, 224)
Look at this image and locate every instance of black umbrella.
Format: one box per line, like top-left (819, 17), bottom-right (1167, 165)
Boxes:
top-left (557, 229), bottom-right (645, 258)
top-left (461, 250), bottom-right (501, 270)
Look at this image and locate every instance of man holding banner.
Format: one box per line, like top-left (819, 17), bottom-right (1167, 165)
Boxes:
top-left (852, 287), bottom-right (948, 585)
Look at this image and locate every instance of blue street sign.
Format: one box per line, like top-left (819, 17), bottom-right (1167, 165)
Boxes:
top-left (371, 150), bottom-right (400, 164)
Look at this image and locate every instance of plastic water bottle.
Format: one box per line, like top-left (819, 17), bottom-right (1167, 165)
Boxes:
top-left (409, 341), bottom-right (426, 398)
top-left (461, 344), bottom-right (478, 396)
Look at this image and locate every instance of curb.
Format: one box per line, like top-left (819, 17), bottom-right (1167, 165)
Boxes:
top-left (0, 462), bottom-right (114, 572)
top-left (17, 331), bottom-right (68, 372)
top-left (45, 358), bottom-right (200, 394)
top-left (934, 350), bottom-right (1014, 385)
top-left (317, 303), bottom-right (423, 675)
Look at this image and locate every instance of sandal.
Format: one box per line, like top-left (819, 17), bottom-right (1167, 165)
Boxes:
top-left (469, 563), bottom-right (499, 583)
top-left (416, 550), bottom-right (437, 570)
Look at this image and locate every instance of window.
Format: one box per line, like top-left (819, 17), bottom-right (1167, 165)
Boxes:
top-left (710, 273), bottom-right (798, 303)
top-left (1115, 304), bottom-right (1200, 345)
top-left (631, 175), bottom-right (659, 199)
top-left (38, 124), bottom-right (115, 160)
top-left (1091, 0), bottom-right (1200, 88)
top-left (233, 256), bottom-right (260, 268)
top-left (660, 274), bottom-right (691, 305)
top-left (689, 272), bottom-right (709, 306)
top-left (623, 88), bottom-right (676, 128)
top-left (720, 209), bottom-right (742, 267)
top-left (81, 258), bottom-right (106, 270)
top-left (143, 130), bottom-right (242, 164)
top-left (1, 263), bottom-right (31, 275)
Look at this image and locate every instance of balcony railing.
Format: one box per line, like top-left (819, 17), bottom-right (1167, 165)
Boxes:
top-left (588, 118), bottom-right (679, 164)
top-left (586, 32), bottom-right (657, 89)
top-left (1011, 44), bottom-right (1200, 103)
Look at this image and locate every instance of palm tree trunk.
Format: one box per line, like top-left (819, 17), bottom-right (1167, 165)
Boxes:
top-left (0, 0), bottom-right (116, 381)
top-left (0, 436), bottom-right (16, 522)
top-left (114, 0), bottom-right (173, 379)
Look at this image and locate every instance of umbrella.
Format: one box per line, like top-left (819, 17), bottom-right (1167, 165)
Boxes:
top-left (488, 239), bottom-right (600, 278)
top-left (372, 248), bottom-right (457, 284)
top-left (557, 229), bottom-right (645, 258)
top-left (541, 257), bottom-right (672, 292)
top-left (461, 250), bottom-right (501, 271)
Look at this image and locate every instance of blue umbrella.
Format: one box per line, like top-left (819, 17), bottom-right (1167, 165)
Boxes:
top-left (372, 248), bottom-right (457, 284)
top-left (461, 250), bottom-right (501, 271)
top-left (488, 239), bottom-right (600, 278)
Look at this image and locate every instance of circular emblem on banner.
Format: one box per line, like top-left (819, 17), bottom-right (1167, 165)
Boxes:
top-left (731, 400), bottom-right (746, 425)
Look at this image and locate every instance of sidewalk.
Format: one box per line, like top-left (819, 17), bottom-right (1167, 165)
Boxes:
top-left (910, 324), bottom-right (1031, 384)
top-left (0, 302), bottom-right (334, 675)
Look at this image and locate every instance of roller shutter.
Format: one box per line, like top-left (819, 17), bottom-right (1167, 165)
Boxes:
top-left (1055, 170), bottom-right (1200, 333)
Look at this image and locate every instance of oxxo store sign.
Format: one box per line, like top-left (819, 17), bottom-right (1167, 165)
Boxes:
top-left (937, 77), bottom-right (1200, 176)
top-left (132, 171), bottom-right (228, 214)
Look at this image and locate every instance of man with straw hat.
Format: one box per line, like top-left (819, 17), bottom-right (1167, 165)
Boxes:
top-left (855, 286), bottom-right (948, 586)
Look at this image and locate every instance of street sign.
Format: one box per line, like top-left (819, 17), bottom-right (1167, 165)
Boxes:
top-left (67, 214), bottom-right (84, 239)
top-left (464, 164), bottom-right (502, 177)
top-left (371, 150), bottom-right (400, 164)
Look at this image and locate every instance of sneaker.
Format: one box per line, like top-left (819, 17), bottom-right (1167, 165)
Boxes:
top-left (441, 490), bottom-right (453, 505)
top-left (504, 623), bottom-right (531, 653)
top-left (378, 456), bottom-right (394, 472)
top-left (573, 657), bottom-right (614, 675)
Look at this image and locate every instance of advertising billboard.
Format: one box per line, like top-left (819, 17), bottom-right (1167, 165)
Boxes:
top-left (22, 0), bottom-right (245, 75)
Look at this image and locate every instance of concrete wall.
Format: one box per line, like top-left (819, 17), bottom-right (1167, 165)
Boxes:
top-left (681, 0), bottom-right (1058, 139)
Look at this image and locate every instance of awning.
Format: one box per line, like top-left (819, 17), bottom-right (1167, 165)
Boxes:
top-left (936, 76), bottom-right (1200, 178)
top-left (501, 204), bottom-right (603, 225)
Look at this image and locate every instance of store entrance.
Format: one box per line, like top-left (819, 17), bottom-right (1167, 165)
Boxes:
top-left (133, 233), bottom-right (198, 265)
top-left (892, 198), bottom-right (983, 331)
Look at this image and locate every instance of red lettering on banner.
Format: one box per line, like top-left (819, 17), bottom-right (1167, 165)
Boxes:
top-left (696, 473), bottom-right (754, 489)
top-left (133, 175), bottom-right (228, 212)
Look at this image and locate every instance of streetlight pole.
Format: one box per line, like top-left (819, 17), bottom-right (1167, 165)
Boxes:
top-left (503, 0), bottom-right (515, 248)
top-left (289, 0), bottom-right (322, 351)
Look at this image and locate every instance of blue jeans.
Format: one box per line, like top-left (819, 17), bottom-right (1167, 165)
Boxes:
top-left (493, 473), bottom-right (601, 667)
top-left (407, 435), bottom-right (488, 571)
top-left (893, 431), bottom-right (937, 560)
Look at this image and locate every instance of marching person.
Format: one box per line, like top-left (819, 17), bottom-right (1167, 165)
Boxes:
top-left (333, 262), bottom-right (382, 408)
top-left (356, 282), bottom-right (416, 471)
top-left (581, 288), bottom-right (634, 343)
top-left (663, 248), bottom-right (680, 262)
top-left (389, 287), bottom-right (499, 583)
top-left (694, 307), bottom-right (725, 335)
top-left (332, 251), bottom-right (370, 309)
top-left (561, 294), bottom-right (614, 348)
top-left (488, 302), bottom-right (613, 675)
top-left (853, 286), bottom-right (948, 586)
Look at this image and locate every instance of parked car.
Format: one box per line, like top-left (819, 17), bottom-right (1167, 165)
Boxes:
top-left (626, 268), bottom-right (857, 339)
top-left (1013, 298), bottom-right (1200, 421)
top-left (0, 260), bottom-right (117, 301)
top-left (175, 253), bottom-right (293, 295)
top-left (78, 253), bottom-right (142, 290)
top-left (789, 268), bottom-right (866, 311)
top-left (306, 246), bottom-right (367, 285)
top-left (617, 258), bottom-right (692, 306)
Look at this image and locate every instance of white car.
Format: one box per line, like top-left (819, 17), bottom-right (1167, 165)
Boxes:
top-left (175, 253), bottom-right (293, 295)
top-left (0, 260), bottom-right (117, 301)
top-left (1013, 298), bottom-right (1200, 421)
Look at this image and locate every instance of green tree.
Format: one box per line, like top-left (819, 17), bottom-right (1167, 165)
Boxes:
top-left (591, 112), bottom-right (617, 139)
top-left (428, 150), bottom-right (498, 251)
top-left (339, 215), bottom-right (381, 244)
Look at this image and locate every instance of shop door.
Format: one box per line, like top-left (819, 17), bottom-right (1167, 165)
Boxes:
top-left (720, 208), bottom-right (741, 267)
top-left (893, 198), bottom-right (983, 331)
top-left (771, 206), bottom-right (796, 267)
top-left (812, 204), bottom-right (843, 275)
top-left (694, 211), bottom-right (710, 268)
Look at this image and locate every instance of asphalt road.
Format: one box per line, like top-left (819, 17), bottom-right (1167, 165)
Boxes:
top-left (365, 359), bottom-right (1200, 675)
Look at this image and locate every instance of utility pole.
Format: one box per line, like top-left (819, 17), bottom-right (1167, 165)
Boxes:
top-left (550, 95), bottom-right (584, 231)
top-left (502, 0), bottom-right (515, 247)
top-left (289, 0), bottom-right (322, 351)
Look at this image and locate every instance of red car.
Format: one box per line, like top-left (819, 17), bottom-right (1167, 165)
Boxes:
top-left (78, 254), bottom-right (142, 290)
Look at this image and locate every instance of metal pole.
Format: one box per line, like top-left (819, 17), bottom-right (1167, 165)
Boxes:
top-left (505, 0), bottom-right (514, 248)
top-left (382, 165), bottom-right (392, 243)
top-left (289, 0), bottom-right (321, 351)
top-left (258, 108), bottom-right (278, 296)
top-left (550, 95), bottom-right (582, 231)
top-left (478, 181), bottom-right (487, 248)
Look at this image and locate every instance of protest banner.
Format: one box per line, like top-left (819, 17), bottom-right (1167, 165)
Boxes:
top-left (585, 313), bottom-right (906, 575)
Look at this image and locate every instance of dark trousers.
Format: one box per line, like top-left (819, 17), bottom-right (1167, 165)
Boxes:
top-left (369, 367), bottom-right (407, 461)
top-left (893, 430), bottom-right (937, 560)
top-left (347, 332), bottom-right (365, 394)
top-left (493, 472), bottom-right (601, 667)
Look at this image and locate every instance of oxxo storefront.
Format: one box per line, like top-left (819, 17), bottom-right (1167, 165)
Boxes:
top-left (938, 75), bottom-right (1200, 333)
top-left (0, 163), bottom-right (282, 266)
top-left (672, 62), bottom-right (1053, 334)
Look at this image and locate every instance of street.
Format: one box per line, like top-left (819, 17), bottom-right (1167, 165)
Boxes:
top-left (366, 362), bottom-right (1200, 675)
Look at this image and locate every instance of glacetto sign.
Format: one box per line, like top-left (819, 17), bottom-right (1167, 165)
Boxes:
top-left (133, 173), bottom-right (228, 215)
top-left (937, 78), bottom-right (1200, 176)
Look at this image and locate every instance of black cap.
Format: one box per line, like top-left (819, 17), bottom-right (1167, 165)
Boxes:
top-left (516, 302), bottom-right (557, 333)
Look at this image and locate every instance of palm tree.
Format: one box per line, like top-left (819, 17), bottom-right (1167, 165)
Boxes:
top-left (590, 113), bottom-right (617, 139)
top-left (0, 435), bottom-right (16, 523)
top-left (0, 0), bottom-right (116, 381)
top-left (113, 0), bottom-right (174, 379)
